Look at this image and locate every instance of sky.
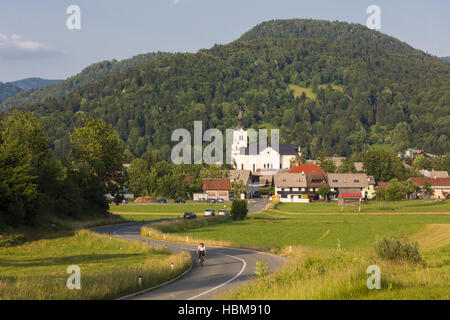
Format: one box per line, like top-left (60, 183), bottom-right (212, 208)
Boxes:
top-left (0, 0), bottom-right (449, 82)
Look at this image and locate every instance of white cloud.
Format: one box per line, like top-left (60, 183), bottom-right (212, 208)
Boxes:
top-left (0, 34), bottom-right (59, 60)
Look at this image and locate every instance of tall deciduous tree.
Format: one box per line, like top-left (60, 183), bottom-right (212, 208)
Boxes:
top-left (70, 117), bottom-right (124, 192)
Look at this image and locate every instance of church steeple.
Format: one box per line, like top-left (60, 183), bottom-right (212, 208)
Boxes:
top-left (237, 107), bottom-right (244, 129)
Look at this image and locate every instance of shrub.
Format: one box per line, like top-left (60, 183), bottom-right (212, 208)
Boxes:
top-left (0, 233), bottom-right (25, 247)
top-left (231, 199), bottom-right (248, 221)
top-left (375, 235), bottom-right (423, 264)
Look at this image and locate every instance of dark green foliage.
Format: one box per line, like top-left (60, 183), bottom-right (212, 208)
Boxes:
top-left (4, 20), bottom-right (450, 159)
top-left (375, 235), bottom-right (423, 264)
top-left (0, 111), bottom-right (109, 227)
top-left (0, 82), bottom-right (22, 104)
top-left (231, 199), bottom-right (248, 221)
top-left (1, 52), bottom-right (170, 111)
top-left (363, 149), bottom-right (408, 182)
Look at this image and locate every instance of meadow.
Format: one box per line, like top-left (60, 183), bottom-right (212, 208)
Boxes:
top-left (141, 199), bottom-right (450, 299)
top-left (0, 230), bottom-right (191, 299)
top-left (275, 199), bottom-right (450, 214)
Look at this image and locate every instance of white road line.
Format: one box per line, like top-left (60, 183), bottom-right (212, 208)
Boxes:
top-left (187, 253), bottom-right (247, 300)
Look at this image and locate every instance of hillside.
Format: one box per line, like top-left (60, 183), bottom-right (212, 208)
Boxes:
top-left (7, 77), bottom-right (62, 90)
top-left (8, 19), bottom-right (450, 158)
top-left (0, 82), bottom-right (22, 104)
top-left (1, 52), bottom-right (171, 111)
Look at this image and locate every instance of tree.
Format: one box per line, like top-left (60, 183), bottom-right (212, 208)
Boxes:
top-left (231, 180), bottom-right (246, 199)
top-left (338, 158), bottom-right (356, 173)
top-left (363, 149), bottom-right (407, 182)
top-left (70, 117), bottom-right (124, 192)
top-left (231, 199), bottom-right (248, 220)
top-left (384, 179), bottom-right (405, 202)
top-left (412, 155), bottom-right (433, 170)
top-left (422, 181), bottom-right (433, 199)
top-left (127, 158), bottom-right (151, 197)
top-left (317, 186), bottom-right (330, 201)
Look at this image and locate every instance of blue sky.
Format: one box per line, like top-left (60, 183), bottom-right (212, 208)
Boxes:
top-left (0, 0), bottom-right (449, 82)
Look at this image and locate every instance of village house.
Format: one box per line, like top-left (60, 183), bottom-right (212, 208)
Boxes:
top-left (418, 169), bottom-right (449, 179)
top-left (274, 172), bottom-right (309, 203)
top-left (229, 170), bottom-right (253, 196)
top-left (327, 173), bottom-right (369, 203)
top-left (202, 178), bottom-right (231, 201)
top-left (409, 177), bottom-right (450, 200)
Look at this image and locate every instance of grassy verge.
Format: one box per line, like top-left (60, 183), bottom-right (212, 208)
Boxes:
top-left (0, 230), bottom-right (191, 299)
top-left (221, 240), bottom-right (449, 300)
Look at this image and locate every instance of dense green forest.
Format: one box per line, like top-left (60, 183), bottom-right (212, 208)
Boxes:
top-left (0, 82), bottom-right (22, 104)
top-left (6, 77), bottom-right (61, 90)
top-left (4, 19), bottom-right (450, 159)
top-left (0, 52), bottom-right (170, 111)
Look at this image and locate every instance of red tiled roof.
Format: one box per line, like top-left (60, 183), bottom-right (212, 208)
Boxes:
top-left (202, 178), bottom-right (231, 191)
top-left (289, 164), bottom-right (325, 174)
top-left (377, 182), bottom-right (390, 189)
top-left (410, 177), bottom-right (450, 187)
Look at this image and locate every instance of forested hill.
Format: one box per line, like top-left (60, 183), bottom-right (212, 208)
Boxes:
top-left (7, 77), bottom-right (61, 90)
top-left (0, 52), bottom-right (170, 111)
top-left (9, 19), bottom-right (450, 159)
top-left (0, 82), bottom-right (22, 104)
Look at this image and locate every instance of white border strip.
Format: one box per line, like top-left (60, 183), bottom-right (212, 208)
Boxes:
top-left (187, 253), bottom-right (247, 300)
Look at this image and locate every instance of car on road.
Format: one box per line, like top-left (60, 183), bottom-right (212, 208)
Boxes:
top-left (207, 198), bottom-right (216, 203)
top-left (203, 209), bottom-right (215, 217)
top-left (175, 198), bottom-right (186, 203)
top-left (217, 209), bottom-right (230, 216)
top-left (183, 212), bottom-right (197, 219)
top-left (216, 198), bottom-right (224, 203)
top-left (156, 198), bottom-right (167, 204)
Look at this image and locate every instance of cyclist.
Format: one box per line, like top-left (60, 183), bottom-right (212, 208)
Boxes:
top-left (197, 243), bottom-right (206, 265)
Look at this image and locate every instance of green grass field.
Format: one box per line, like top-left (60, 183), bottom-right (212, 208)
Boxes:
top-left (155, 211), bottom-right (450, 249)
top-left (141, 199), bottom-right (450, 299)
top-left (275, 199), bottom-right (450, 213)
top-left (0, 230), bottom-right (190, 299)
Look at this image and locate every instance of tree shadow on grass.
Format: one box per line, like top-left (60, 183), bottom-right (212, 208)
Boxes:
top-left (0, 253), bottom-right (145, 268)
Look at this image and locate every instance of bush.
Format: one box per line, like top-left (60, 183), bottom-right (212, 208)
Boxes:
top-left (231, 199), bottom-right (248, 221)
top-left (375, 235), bottom-right (423, 264)
top-left (0, 233), bottom-right (25, 247)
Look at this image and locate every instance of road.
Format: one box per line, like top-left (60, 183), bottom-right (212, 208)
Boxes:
top-left (92, 199), bottom-right (286, 300)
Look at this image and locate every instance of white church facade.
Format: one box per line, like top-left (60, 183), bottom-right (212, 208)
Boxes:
top-left (230, 110), bottom-right (301, 172)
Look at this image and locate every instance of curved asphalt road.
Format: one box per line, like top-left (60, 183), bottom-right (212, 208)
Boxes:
top-left (92, 199), bottom-right (287, 300)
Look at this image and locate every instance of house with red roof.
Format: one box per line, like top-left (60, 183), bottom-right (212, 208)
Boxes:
top-left (409, 177), bottom-right (450, 200)
top-left (289, 164), bottom-right (325, 174)
top-left (202, 178), bottom-right (231, 201)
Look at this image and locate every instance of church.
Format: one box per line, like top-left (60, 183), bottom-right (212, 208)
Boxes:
top-left (231, 110), bottom-right (301, 172)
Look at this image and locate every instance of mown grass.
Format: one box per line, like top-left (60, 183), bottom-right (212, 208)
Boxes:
top-left (275, 199), bottom-right (450, 213)
top-left (0, 230), bottom-right (191, 299)
top-left (109, 203), bottom-right (231, 214)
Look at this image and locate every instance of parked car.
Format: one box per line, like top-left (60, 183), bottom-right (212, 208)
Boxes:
top-left (183, 212), bottom-right (197, 219)
top-left (156, 198), bottom-right (167, 204)
top-left (203, 209), bottom-right (215, 217)
top-left (175, 199), bottom-right (186, 203)
top-left (217, 209), bottom-right (230, 216)
top-left (216, 198), bottom-right (224, 203)
top-left (207, 198), bottom-right (216, 203)
top-left (122, 199), bottom-right (129, 204)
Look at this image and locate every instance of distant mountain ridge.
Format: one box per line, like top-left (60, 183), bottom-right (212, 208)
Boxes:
top-left (441, 56), bottom-right (450, 62)
top-left (0, 82), bottom-right (22, 104)
top-left (7, 78), bottom-right (62, 90)
top-left (1, 52), bottom-right (171, 111)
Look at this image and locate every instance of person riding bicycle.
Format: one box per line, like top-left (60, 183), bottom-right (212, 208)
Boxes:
top-left (197, 243), bottom-right (206, 265)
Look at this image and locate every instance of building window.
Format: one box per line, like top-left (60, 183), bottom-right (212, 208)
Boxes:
top-left (241, 164), bottom-right (244, 170)
top-left (264, 164), bottom-right (266, 169)
top-left (253, 164), bottom-right (255, 172)
top-left (332, 179), bottom-right (338, 183)
top-left (354, 179), bottom-right (359, 183)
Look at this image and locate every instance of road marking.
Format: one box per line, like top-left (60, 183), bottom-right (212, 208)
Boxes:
top-left (187, 253), bottom-right (247, 300)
